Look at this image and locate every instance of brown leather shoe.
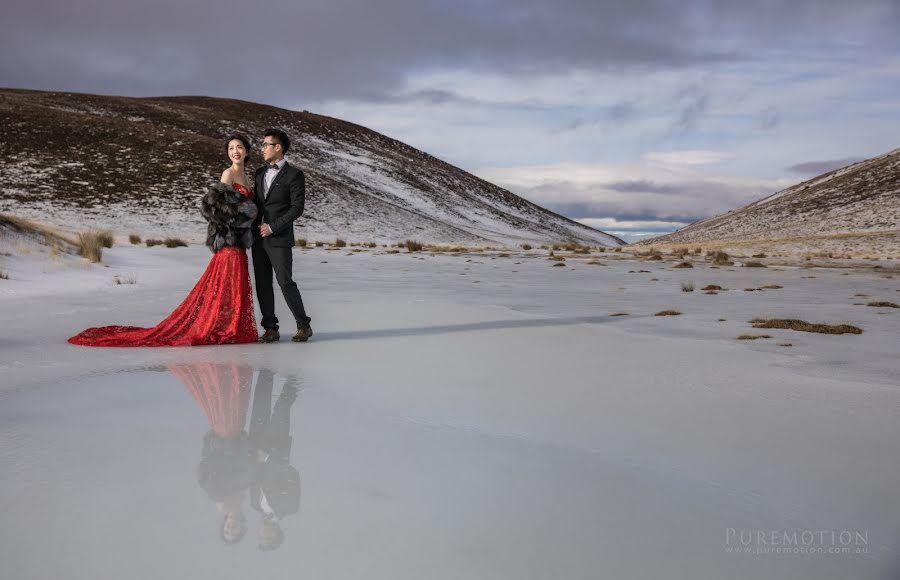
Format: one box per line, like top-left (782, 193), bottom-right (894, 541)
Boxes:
top-left (292, 323), bottom-right (313, 343)
top-left (258, 328), bottom-right (280, 343)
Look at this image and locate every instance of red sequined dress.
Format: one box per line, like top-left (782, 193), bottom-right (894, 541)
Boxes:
top-left (68, 183), bottom-right (259, 347)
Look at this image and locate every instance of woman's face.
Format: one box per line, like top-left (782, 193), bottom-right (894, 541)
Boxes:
top-left (228, 139), bottom-right (247, 164)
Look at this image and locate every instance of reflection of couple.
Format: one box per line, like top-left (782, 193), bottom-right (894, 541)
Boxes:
top-left (171, 363), bottom-right (301, 551)
top-left (68, 128), bottom-right (312, 347)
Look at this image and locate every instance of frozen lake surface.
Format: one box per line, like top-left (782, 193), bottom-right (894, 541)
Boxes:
top-left (1, 245), bottom-right (898, 579)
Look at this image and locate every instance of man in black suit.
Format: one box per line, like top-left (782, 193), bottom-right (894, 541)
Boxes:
top-left (249, 370), bottom-right (301, 551)
top-left (253, 128), bottom-right (313, 343)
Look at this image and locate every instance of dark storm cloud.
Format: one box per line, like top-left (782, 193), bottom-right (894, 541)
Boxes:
top-left (785, 157), bottom-right (864, 175)
top-left (1, 0), bottom-right (897, 107)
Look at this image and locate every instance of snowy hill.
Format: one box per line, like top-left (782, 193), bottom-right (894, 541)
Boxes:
top-left (0, 89), bottom-right (623, 247)
top-left (634, 148), bottom-right (900, 258)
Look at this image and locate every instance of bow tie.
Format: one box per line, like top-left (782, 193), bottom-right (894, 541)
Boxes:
top-left (267, 163), bottom-right (279, 170)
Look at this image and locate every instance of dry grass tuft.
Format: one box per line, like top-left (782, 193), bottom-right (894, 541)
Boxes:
top-left (334, 238), bottom-right (347, 248)
top-left (0, 269), bottom-right (8, 280)
top-left (587, 260), bottom-right (607, 266)
top-left (752, 253), bottom-right (768, 258)
top-left (760, 284), bottom-right (783, 289)
top-left (702, 284), bottom-right (723, 291)
top-left (164, 238), bottom-right (188, 248)
top-left (655, 309), bottom-right (681, 316)
top-left (76, 231), bottom-right (106, 262)
top-left (405, 240), bottom-right (423, 252)
top-left (867, 301), bottom-right (898, 308)
top-left (296, 238), bottom-right (307, 247)
top-left (521, 243), bottom-right (532, 250)
top-left (749, 318), bottom-right (863, 335)
top-left (129, 234), bottom-right (142, 245)
top-left (708, 250), bottom-right (733, 265)
top-left (609, 312), bottom-right (629, 316)
top-left (737, 334), bottom-right (771, 340)
top-left (96, 230), bottom-right (114, 248)
top-left (112, 273), bottom-right (137, 285)
top-left (681, 282), bottom-right (694, 292)
top-left (673, 261), bottom-right (694, 268)
top-left (552, 262), bottom-right (566, 267)
top-left (315, 241), bottom-right (324, 247)
top-left (146, 238), bottom-right (163, 247)
top-left (744, 261), bottom-right (767, 268)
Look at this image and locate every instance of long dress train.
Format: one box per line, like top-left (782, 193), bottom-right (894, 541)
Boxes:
top-left (68, 183), bottom-right (259, 347)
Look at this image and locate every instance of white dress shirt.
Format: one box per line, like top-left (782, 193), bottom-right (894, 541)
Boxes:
top-left (263, 158), bottom-right (286, 197)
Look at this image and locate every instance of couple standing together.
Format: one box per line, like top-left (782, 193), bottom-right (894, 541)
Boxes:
top-left (69, 129), bottom-right (312, 347)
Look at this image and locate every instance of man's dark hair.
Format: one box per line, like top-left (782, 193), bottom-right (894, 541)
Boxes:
top-left (264, 128), bottom-right (291, 153)
top-left (258, 520), bottom-right (286, 552)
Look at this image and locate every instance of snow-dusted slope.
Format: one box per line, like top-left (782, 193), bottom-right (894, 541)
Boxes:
top-left (635, 148), bottom-right (900, 257)
top-left (0, 89), bottom-right (623, 247)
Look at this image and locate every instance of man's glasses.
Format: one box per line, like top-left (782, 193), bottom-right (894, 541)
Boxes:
top-left (261, 142), bottom-right (278, 149)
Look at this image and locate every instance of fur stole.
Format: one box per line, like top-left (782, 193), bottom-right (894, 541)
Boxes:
top-left (200, 183), bottom-right (258, 253)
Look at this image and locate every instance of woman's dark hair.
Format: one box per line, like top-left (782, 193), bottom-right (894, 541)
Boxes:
top-left (225, 133), bottom-right (252, 158)
top-left (264, 128), bottom-right (291, 153)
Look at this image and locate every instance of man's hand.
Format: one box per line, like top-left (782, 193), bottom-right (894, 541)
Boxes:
top-left (260, 223), bottom-right (273, 237)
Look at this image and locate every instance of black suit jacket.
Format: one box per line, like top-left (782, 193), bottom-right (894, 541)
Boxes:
top-left (254, 162), bottom-right (306, 247)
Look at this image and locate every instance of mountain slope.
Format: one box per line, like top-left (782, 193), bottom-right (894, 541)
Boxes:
top-left (635, 148), bottom-right (900, 257)
top-left (0, 89), bottom-right (623, 247)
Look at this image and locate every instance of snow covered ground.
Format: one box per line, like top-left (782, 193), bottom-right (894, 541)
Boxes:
top-left (1, 243), bottom-right (899, 579)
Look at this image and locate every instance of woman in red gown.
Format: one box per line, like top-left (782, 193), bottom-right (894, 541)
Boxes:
top-left (68, 134), bottom-right (260, 347)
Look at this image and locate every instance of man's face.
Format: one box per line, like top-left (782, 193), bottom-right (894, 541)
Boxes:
top-left (261, 138), bottom-right (281, 163)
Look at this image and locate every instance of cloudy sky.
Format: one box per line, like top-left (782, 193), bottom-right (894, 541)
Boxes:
top-left (3, 0), bottom-right (899, 240)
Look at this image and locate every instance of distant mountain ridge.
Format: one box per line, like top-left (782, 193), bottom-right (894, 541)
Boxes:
top-left (0, 88), bottom-right (624, 247)
top-left (635, 147), bottom-right (900, 258)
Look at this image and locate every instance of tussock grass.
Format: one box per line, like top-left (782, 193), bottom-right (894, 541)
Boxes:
top-left (405, 240), bottom-right (423, 252)
top-left (296, 238), bottom-right (307, 247)
top-left (673, 261), bottom-right (694, 268)
top-left (0, 269), bottom-right (8, 280)
top-left (867, 301), bottom-right (898, 308)
top-left (113, 273), bottom-right (137, 285)
top-left (587, 260), bottom-right (607, 266)
top-left (681, 282), bottom-right (694, 292)
top-left (164, 238), bottom-right (188, 248)
top-left (708, 250), bottom-right (732, 265)
top-left (129, 234), bottom-right (142, 245)
top-left (655, 309), bottom-right (681, 316)
top-left (737, 334), bottom-right (771, 340)
top-left (0, 214), bottom-right (77, 253)
top-left (521, 244), bottom-right (532, 250)
top-left (744, 261), bottom-right (767, 268)
top-left (96, 230), bottom-right (114, 248)
top-left (752, 253), bottom-right (768, 258)
top-left (761, 284), bottom-right (783, 289)
top-left (146, 239), bottom-right (163, 247)
top-left (334, 238), bottom-right (347, 248)
top-left (552, 262), bottom-right (566, 267)
top-left (702, 284), bottom-right (723, 291)
top-left (749, 318), bottom-right (863, 335)
top-left (76, 231), bottom-right (106, 262)
top-left (315, 241), bottom-right (324, 247)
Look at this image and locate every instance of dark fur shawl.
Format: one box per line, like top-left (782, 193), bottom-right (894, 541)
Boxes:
top-left (200, 183), bottom-right (258, 252)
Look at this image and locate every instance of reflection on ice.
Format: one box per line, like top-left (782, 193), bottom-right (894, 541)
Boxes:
top-left (171, 363), bottom-right (301, 551)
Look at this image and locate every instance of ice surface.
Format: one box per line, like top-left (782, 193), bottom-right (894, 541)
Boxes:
top-left (1, 245), bottom-right (898, 579)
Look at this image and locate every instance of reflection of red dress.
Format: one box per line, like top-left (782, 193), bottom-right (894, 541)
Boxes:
top-left (68, 183), bottom-right (259, 347)
top-left (169, 362), bottom-right (252, 437)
